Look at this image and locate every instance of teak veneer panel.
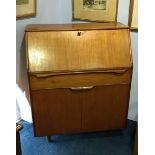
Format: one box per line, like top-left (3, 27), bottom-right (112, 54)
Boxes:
top-left (31, 88), bottom-right (82, 136)
top-left (31, 84), bottom-right (130, 136)
top-left (26, 30), bottom-right (132, 72)
top-left (82, 84), bottom-right (130, 132)
top-left (29, 69), bottom-right (131, 90)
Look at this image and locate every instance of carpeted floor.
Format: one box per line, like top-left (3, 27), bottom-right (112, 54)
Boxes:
top-left (20, 120), bottom-right (136, 155)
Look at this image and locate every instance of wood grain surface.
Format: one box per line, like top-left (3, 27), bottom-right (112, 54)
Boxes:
top-left (26, 29), bottom-right (132, 72)
top-left (26, 23), bottom-right (132, 137)
top-left (31, 84), bottom-right (130, 136)
top-left (29, 69), bottom-right (131, 90)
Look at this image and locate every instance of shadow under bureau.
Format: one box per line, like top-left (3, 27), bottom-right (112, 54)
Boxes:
top-left (25, 23), bottom-right (133, 140)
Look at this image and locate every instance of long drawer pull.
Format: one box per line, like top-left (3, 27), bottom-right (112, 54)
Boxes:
top-left (70, 86), bottom-right (94, 90)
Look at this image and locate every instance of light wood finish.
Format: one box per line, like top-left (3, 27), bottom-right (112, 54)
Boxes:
top-left (26, 23), bottom-right (132, 137)
top-left (25, 23), bottom-right (128, 32)
top-left (29, 69), bottom-right (131, 90)
top-left (26, 30), bottom-right (132, 72)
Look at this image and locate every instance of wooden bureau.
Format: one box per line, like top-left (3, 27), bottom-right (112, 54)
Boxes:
top-left (25, 23), bottom-right (133, 138)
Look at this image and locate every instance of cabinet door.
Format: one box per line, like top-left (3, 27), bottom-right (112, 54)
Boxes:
top-left (81, 84), bottom-right (130, 132)
top-left (31, 89), bottom-right (82, 136)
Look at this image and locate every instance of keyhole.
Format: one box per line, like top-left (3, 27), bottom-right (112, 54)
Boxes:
top-left (77, 32), bottom-right (81, 36)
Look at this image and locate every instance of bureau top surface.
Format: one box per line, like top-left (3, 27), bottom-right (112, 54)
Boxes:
top-left (25, 22), bottom-right (128, 32)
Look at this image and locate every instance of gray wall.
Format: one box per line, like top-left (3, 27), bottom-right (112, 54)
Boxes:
top-left (16, 0), bottom-right (138, 120)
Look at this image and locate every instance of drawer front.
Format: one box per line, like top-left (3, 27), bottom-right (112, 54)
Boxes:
top-left (29, 69), bottom-right (131, 91)
top-left (31, 84), bottom-right (130, 136)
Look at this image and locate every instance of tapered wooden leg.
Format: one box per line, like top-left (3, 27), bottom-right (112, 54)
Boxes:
top-left (46, 136), bottom-right (52, 142)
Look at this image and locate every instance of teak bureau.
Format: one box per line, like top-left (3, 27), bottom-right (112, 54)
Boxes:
top-left (25, 23), bottom-right (133, 140)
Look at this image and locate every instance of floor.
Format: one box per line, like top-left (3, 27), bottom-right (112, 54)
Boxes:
top-left (20, 120), bottom-right (136, 155)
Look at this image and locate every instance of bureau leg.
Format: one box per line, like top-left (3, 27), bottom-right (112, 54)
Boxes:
top-left (46, 136), bottom-right (52, 142)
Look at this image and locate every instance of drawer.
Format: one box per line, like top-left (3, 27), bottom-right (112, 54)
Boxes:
top-left (29, 68), bottom-right (131, 91)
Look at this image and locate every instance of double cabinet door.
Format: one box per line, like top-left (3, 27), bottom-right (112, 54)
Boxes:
top-left (30, 71), bottom-right (131, 137)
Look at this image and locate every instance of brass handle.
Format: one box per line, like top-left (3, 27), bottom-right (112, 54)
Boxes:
top-left (70, 86), bottom-right (94, 90)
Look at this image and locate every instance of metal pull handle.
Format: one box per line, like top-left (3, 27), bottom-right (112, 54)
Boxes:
top-left (70, 86), bottom-right (94, 90)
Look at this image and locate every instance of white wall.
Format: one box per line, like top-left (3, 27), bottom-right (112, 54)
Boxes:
top-left (16, 0), bottom-right (138, 120)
